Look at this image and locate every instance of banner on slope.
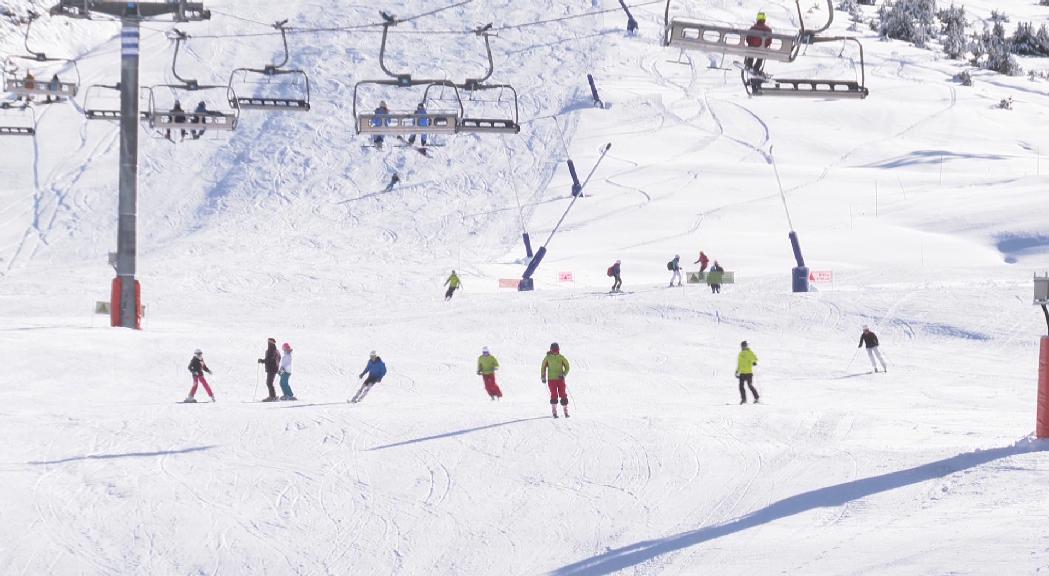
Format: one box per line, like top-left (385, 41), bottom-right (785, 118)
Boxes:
top-left (809, 270), bottom-right (833, 283)
top-left (558, 272), bottom-right (574, 283)
top-left (499, 279), bottom-right (521, 289)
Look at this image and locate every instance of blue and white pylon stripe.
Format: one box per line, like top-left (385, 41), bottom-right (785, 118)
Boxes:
top-left (121, 27), bottom-right (140, 58)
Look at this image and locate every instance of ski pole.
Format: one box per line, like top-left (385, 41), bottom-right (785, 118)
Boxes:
top-left (845, 346), bottom-right (860, 371)
top-left (253, 362), bottom-right (260, 400)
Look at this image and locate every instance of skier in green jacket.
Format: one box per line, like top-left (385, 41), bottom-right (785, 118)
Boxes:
top-left (541, 342), bottom-right (571, 418)
top-left (735, 340), bottom-right (759, 404)
top-left (477, 346), bottom-right (503, 399)
top-left (444, 270), bottom-right (462, 300)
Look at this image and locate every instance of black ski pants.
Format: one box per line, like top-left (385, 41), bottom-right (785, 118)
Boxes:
top-left (265, 372), bottom-right (278, 399)
top-left (612, 275), bottom-right (622, 292)
top-left (738, 373), bottom-right (758, 402)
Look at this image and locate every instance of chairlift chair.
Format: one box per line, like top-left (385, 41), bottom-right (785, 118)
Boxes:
top-left (147, 29), bottom-right (238, 136)
top-left (353, 80), bottom-right (460, 136)
top-left (0, 101), bottom-right (36, 135)
top-left (227, 20), bottom-right (311, 112)
top-left (744, 37), bottom-right (869, 100)
top-left (453, 25), bottom-right (521, 135)
top-left (2, 14), bottom-right (81, 101)
top-left (663, 0), bottom-right (811, 63)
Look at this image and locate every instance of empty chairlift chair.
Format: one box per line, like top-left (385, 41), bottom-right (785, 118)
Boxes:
top-left (745, 37), bottom-right (869, 100)
top-left (453, 26), bottom-right (521, 135)
top-left (227, 20), bottom-right (311, 112)
top-left (0, 102), bottom-right (35, 135)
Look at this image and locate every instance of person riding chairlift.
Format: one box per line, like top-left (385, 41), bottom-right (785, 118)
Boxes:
top-left (743, 12), bottom-right (773, 77)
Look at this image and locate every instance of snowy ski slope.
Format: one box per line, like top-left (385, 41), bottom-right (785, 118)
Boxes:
top-left (1, 0), bottom-right (1049, 574)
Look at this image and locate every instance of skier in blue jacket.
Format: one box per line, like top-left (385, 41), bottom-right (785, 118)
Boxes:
top-left (350, 351), bottom-right (387, 403)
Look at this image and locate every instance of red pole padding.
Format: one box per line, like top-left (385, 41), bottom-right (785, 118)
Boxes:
top-left (110, 277), bottom-right (122, 327)
top-left (1038, 337), bottom-right (1049, 439)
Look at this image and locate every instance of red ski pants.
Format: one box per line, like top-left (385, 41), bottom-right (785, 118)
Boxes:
top-left (482, 374), bottom-right (502, 398)
top-left (547, 379), bottom-right (568, 405)
top-left (190, 374), bottom-right (213, 397)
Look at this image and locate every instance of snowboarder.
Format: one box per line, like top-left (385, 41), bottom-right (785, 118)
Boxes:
top-left (694, 250), bottom-right (709, 273)
top-left (708, 260), bottom-right (725, 294)
top-left (667, 254), bottom-right (682, 287)
top-left (406, 101), bottom-right (429, 146)
top-left (185, 348), bottom-right (215, 403)
top-left (858, 325), bottom-right (888, 373)
top-left (444, 270), bottom-right (461, 300)
top-left (257, 337), bottom-right (281, 401)
top-left (278, 342), bottom-right (297, 401)
top-left (350, 351), bottom-right (387, 403)
top-left (371, 101), bottom-right (389, 149)
top-left (477, 346), bottom-right (503, 400)
top-left (608, 260), bottom-right (622, 293)
top-left (736, 340), bottom-right (759, 404)
top-left (743, 12), bottom-right (773, 76)
top-left (541, 342), bottom-right (571, 418)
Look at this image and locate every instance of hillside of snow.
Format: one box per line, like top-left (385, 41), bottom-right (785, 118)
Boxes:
top-left (1, 0), bottom-right (1048, 574)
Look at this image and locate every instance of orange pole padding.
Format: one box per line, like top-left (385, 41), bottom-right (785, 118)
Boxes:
top-left (134, 279), bottom-right (143, 330)
top-left (110, 277), bottom-right (122, 327)
top-left (1038, 337), bottom-right (1049, 439)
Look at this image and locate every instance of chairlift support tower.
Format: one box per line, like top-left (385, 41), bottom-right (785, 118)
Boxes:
top-left (49, 1), bottom-right (212, 329)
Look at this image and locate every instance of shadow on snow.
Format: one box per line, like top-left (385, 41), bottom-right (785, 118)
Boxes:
top-left (29, 445), bottom-right (217, 465)
top-left (367, 417), bottom-right (549, 451)
top-left (548, 438), bottom-right (1048, 576)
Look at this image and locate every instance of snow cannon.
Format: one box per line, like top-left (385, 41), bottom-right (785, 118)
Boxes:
top-left (789, 231), bottom-right (809, 293)
top-left (567, 160), bottom-right (583, 197)
top-left (1035, 273), bottom-right (1049, 438)
top-left (519, 246), bottom-right (547, 292)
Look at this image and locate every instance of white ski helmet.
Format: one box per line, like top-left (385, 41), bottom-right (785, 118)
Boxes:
top-left (194, 348), bottom-right (203, 356)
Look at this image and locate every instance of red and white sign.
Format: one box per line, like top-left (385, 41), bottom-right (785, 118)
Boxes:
top-left (809, 270), bottom-right (834, 283)
top-left (558, 272), bottom-right (574, 282)
top-left (499, 278), bottom-right (521, 289)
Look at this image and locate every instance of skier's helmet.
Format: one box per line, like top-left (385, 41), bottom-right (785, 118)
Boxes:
top-left (369, 350), bottom-right (377, 358)
top-left (550, 342), bottom-right (560, 353)
top-left (194, 348), bottom-right (203, 356)
top-left (756, 11), bottom-right (766, 22)
top-left (282, 342), bottom-right (292, 352)
top-left (863, 325), bottom-right (869, 331)
top-left (482, 346), bottom-right (490, 354)
top-left (740, 340), bottom-right (748, 348)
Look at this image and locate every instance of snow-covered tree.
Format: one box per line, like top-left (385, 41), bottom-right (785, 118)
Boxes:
top-left (938, 5), bottom-right (968, 59)
top-left (1010, 22), bottom-right (1049, 57)
top-left (878, 0), bottom-right (937, 48)
top-left (974, 19), bottom-right (1022, 76)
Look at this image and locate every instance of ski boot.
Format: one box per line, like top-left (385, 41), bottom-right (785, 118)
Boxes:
top-left (184, 396), bottom-right (197, 403)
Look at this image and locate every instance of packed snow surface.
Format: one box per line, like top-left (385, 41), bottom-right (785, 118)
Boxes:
top-left (1, 0), bottom-right (1048, 574)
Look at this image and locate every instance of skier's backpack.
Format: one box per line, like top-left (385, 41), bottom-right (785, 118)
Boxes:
top-left (666, 260), bottom-right (674, 271)
top-left (606, 266), bottom-right (614, 277)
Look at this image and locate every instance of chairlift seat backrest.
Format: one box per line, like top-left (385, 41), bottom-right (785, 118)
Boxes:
top-left (0, 125), bottom-right (34, 136)
top-left (750, 78), bottom-right (868, 99)
top-left (356, 113), bottom-right (458, 135)
top-left (232, 96), bottom-right (309, 111)
top-left (152, 111), bottom-right (237, 131)
top-left (457, 117), bottom-right (520, 134)
top-left (85, 109), bottom-right (121, 120)
top-left (667, 20), bottom-right (799, 62)
top-left (5, 77), bottom-right (78, 98)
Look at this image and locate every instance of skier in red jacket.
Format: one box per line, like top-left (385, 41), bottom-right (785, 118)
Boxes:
top-left (743, 12), bottom-right (773, 75)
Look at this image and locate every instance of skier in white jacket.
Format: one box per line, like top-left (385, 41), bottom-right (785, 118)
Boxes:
top-left (278, 342), bottom-right (297, 400)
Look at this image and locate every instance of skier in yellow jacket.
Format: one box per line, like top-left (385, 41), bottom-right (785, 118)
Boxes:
top-left (541, 342), bottom-right (571, 418)
top-left (736, 340), bottom-right (759, 404)
top-left (477, 346), bottom-right (503, 400)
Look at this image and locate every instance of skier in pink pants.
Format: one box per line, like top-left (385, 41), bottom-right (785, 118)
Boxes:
top-left (185, 348), bottom-right (215, 402)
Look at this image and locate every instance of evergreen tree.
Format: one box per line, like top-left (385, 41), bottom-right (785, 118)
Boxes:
top-left (938, 5), bottom-right (968, 59)
top-left (976, 19), bottom-right (1022, 75)
top-left (1010, 22), bottom-right (1049, 57)
top-left (878, 0), bottom-right (937, 47)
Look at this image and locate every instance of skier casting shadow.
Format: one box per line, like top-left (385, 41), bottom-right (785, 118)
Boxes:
top-left (350, 351), bottom-right (387, 403)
